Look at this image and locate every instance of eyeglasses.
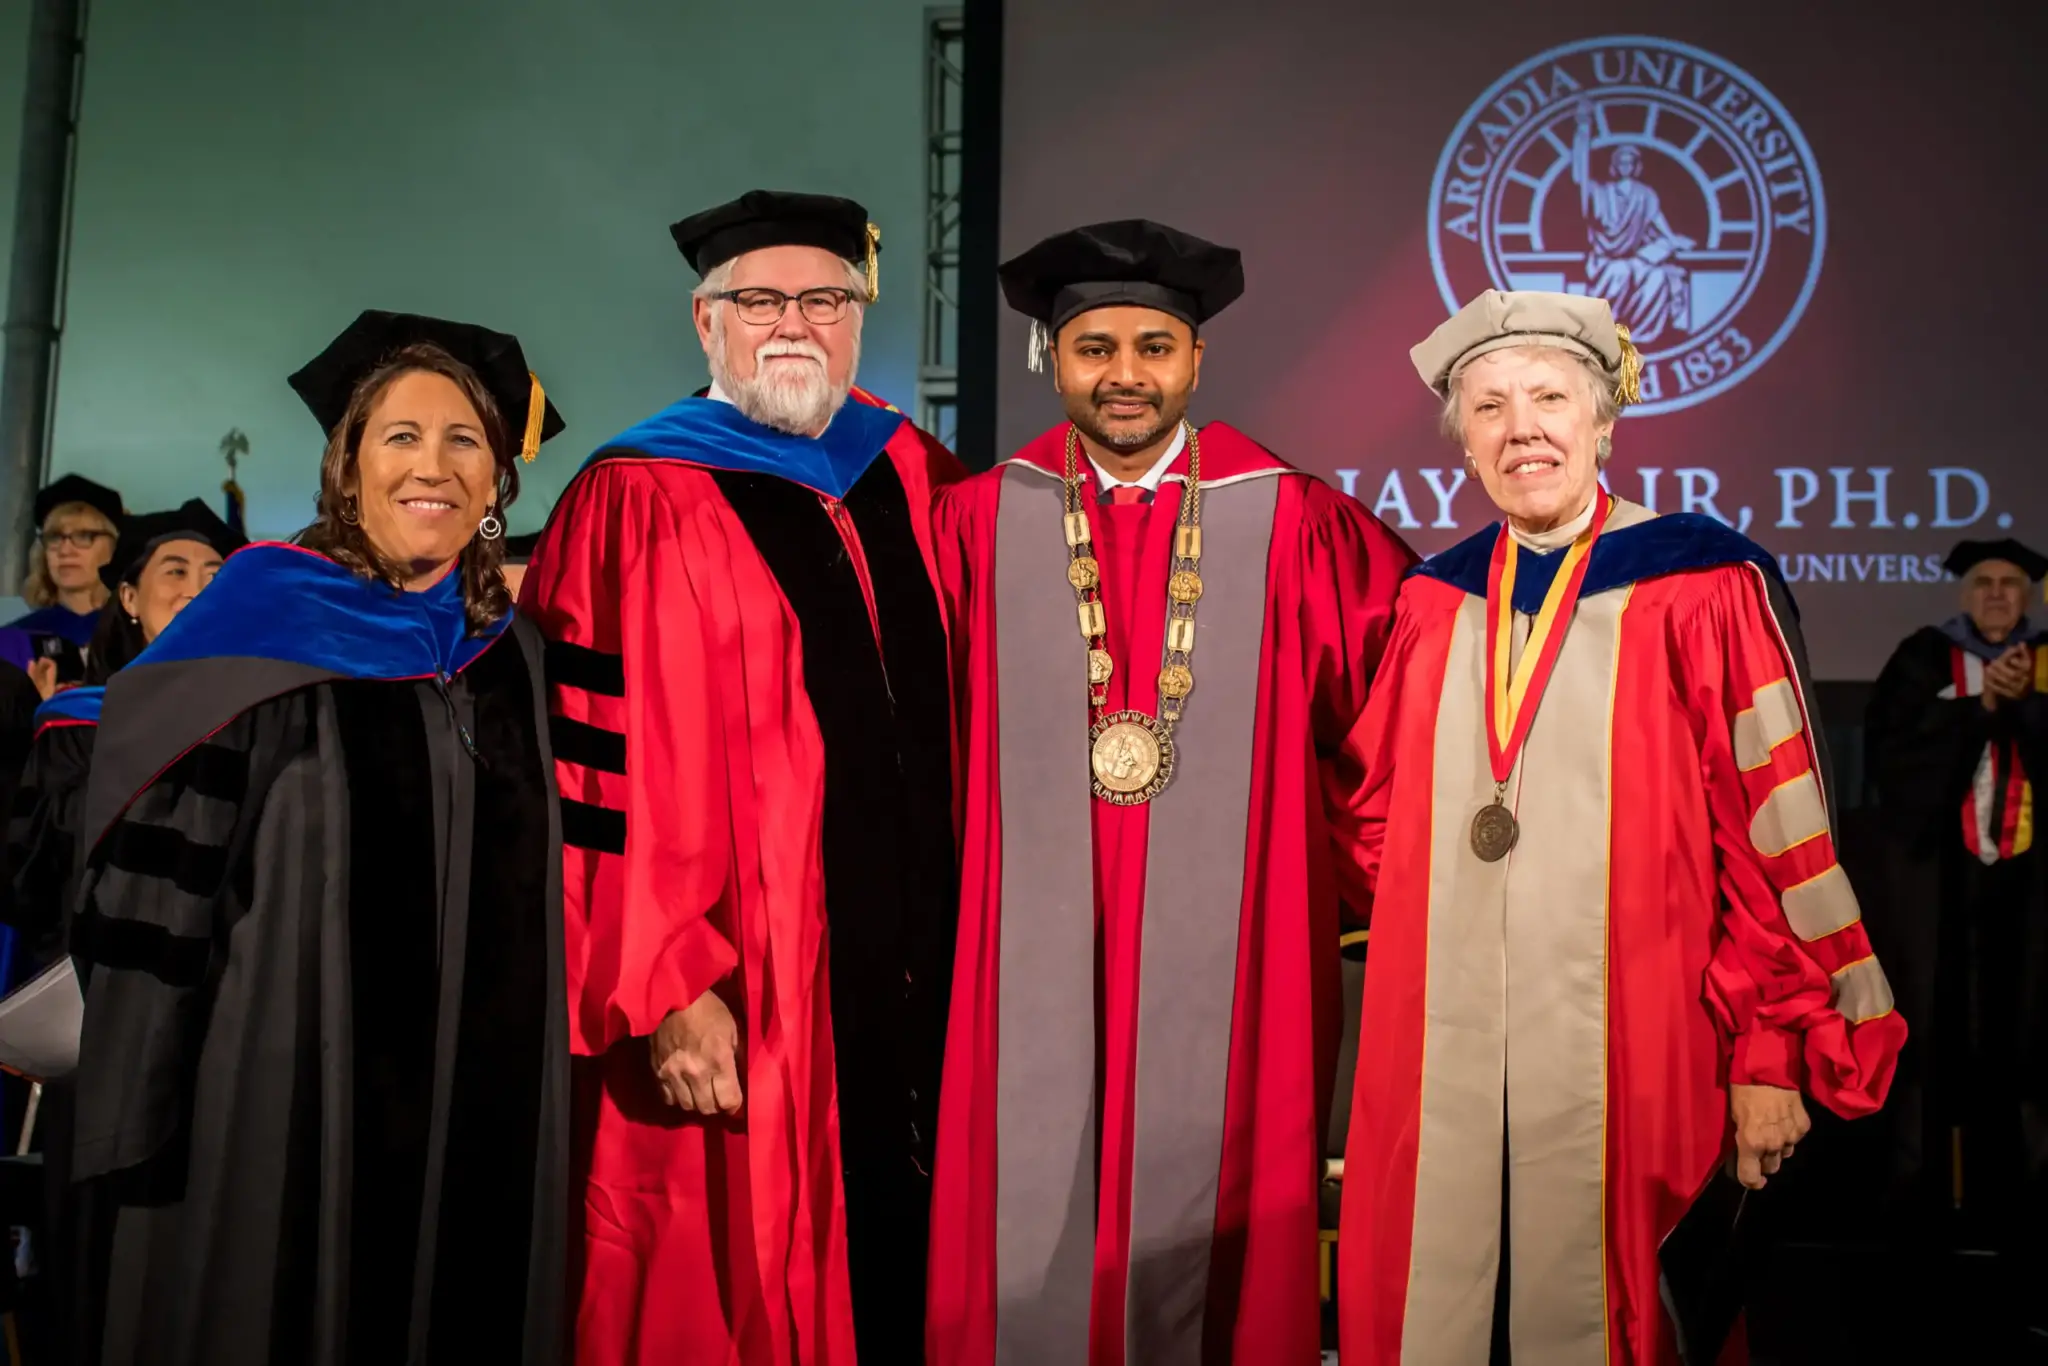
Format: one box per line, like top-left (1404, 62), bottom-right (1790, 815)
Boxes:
top-left (41, 529), bottom-right (112, 550)
top-left (715, 287), bottom-right (857, 327)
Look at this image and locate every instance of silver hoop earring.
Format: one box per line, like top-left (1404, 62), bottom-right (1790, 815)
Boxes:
top-left (1594, 434), bottom-right (1613, 464)
top-left (339, 495), bottom-right (360, 526)
top-left (478, 512), bottom-right (504, 542)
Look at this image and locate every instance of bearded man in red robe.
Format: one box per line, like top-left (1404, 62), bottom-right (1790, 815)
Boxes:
top-left (926, 219), bottom-right (1416, 1366)
top-left (523, 191), bottom-right (961, 1366)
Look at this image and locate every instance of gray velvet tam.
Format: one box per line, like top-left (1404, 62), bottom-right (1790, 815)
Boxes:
top-left (1411, 289), bottom-right (1627, 395)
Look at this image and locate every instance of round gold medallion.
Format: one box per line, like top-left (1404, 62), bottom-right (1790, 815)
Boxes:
top-left (1088, 710), bottom-right (1175, 805)
top-left (1068, 556), bottom-right (1101, 592)
top-left (1087, 648), bottom-right (1115, 685)
top-left (1168, 569), bottom-right (1205, 604)
top-left (1157, 663), bottom-right (1194, 700)
top-left (1469, 801), bottom-right (1520, 862)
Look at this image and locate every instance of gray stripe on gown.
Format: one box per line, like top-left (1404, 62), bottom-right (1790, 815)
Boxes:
top-left (1125, 471), bottom-right (1277, 1366)
top-left (994, 465), bottom-right (1101, 1366)
top-left (990, 462), bottom-right (1283, 1364)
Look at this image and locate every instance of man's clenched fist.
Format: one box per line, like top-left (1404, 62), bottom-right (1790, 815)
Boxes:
top-left (651, 988), bottom-right (743, 1115)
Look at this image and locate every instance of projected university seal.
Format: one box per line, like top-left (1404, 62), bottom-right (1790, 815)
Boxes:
top-left (1427, 36), bottom-right (1826, 415)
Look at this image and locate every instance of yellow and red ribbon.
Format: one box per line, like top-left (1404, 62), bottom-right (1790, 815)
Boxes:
top-left (1483, 495), bottom-right (1612, 784)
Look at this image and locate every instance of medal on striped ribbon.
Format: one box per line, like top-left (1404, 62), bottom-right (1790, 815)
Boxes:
top-left (1472, 494), bottom-right (1612, 861)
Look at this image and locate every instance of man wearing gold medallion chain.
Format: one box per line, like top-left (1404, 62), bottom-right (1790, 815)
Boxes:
top-left (1335, 290), bottom-right (1906, 1366)
top-left (925, 220), bottom-right (1416, 1366)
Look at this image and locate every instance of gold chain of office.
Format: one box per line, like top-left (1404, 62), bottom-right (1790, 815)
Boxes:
top-left (1060, 421), bottom-right (1205, 805)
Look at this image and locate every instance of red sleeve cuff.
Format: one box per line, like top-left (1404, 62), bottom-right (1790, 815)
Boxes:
top-left (609, 918), bottom-right (738, 1046)
top-left (1730, 1025), bottom-right (1806, 1090)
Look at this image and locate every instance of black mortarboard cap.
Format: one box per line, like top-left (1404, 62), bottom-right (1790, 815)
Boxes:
top-left (100, 498), bottom-right (247, 591)
top-left (288, 310), bottom-right (565, 463)
top-left (33, 474), bottom-right (124, 532)
top-left (669, 190), bottom-right (882, 301)
top-left (1944, 538), bottom-right (2048, 582)
top-left (998, 219), bottom-right (1245, 338)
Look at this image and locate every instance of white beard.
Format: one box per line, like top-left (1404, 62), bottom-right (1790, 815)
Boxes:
top-left (708, 315), bottom-right (859, 437)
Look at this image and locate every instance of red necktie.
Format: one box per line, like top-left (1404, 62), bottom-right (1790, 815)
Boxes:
top-left (1107, 484), bottom-right (1147, 506)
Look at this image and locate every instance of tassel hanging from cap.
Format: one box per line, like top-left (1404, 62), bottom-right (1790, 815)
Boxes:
top-left (1027, 320), bottom-right (1050, 373)
top-left (1614, 323), bottom-right (1644, 408)
top-left (520, 372), bottom-right (546, 463)
top-left (864, 222), bottom-right (882, 303)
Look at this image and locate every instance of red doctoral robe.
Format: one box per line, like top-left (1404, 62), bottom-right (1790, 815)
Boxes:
top-left (522, 388), bottom-right (962, 1366)
top-left (927, 421), bottom-right (1415, 1366)
top-left (1336, 500), bottom-right (1906, 1365)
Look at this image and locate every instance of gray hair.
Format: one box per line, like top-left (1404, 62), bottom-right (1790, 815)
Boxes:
top-left (1439, 344), bottom-right (1621, 452)
top-left (692, 255), bottom-right (871, 307)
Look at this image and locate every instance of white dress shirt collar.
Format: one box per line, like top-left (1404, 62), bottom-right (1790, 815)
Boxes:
top-left (1089, 423), bottom-right (1188, 494)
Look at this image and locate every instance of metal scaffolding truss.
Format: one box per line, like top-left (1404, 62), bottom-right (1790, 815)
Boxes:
top-left (919, 8), bottom-right (964, 451)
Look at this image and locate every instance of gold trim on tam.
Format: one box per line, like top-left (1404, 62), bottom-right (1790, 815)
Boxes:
top-left (1830, 955), bottom-right (1896, 1023)
top-left (1614, 324), bottom-right (1644, 407)
top-left (1733, 678), bottom-right (1804, 772)
top-left (1779, 864), bottom-right (1863, 942)
top-left (1748, 771), bottom-right (1828, 857)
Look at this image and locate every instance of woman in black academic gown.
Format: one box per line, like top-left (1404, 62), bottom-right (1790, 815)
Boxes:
top-left (68, 311), bottom-right (571, 1366)
top-left (9, 499), bottom-right (244, 963)
top-left (2, 498), bottom-right (243, 1366)
top-left (6, 476), bottom-right (124, 689)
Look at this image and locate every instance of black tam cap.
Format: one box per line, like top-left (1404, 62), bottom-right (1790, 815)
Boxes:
top-left (288, 311), bottom-right (565, 463)
top-left (669, 190), bottom-right (882, 301)
top-left (1945, 538), bottom-right (2048, 582)
top-left (999, 219), bottom-right (1245, 341)
top-left (100, 498), bottom-right (246, 591)
top-left (33, 474), bottom-right (124, 532)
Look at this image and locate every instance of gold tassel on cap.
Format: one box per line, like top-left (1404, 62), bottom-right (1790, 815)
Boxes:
top-left (1614, 323), bottom-right (1644, 408)
top-left (520, 371), bottom-right (546, 463)
top-left (864, 222), bottom-right (881, 303)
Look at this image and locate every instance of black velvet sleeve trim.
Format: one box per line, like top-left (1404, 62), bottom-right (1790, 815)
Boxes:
top-left (178, 741), bottom-right (252, 805)
top-left (544, 640), bottom-right (625, 698)
top-left (560, 798), bottom-right (625, 855)
top-left (549, 714), bottom-right (627, 774)
top-left (100, 819), bottom-right (230, 896)
top-left (69, 910), bottom-right (212, 989)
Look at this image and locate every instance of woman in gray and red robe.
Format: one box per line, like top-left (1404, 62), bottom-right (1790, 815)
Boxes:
top-left (1338, 289), bottom-right (1904, 1366)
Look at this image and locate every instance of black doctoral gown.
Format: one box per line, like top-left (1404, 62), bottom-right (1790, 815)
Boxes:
top-left (7, 697), bottom-right (100, 967)
top-left (0, 661), bottom-right (44, 843)
top-left (68, 547), bottom-right (570, 1366)
top-left (3, 693), bottom-right (108, 1366)
top-left (1863, 623), bottom-right (2047, 1261)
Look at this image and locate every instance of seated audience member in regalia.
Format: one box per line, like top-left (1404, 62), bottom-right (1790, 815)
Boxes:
top-left (68, 311), bottom-right (571, 1366)
top-left (1, 497), bottom-right (242, 1365)
top-left (1866, 537), bottom-right (2047, 1336)
top-left (7, 476), bottom-right (125, 691)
